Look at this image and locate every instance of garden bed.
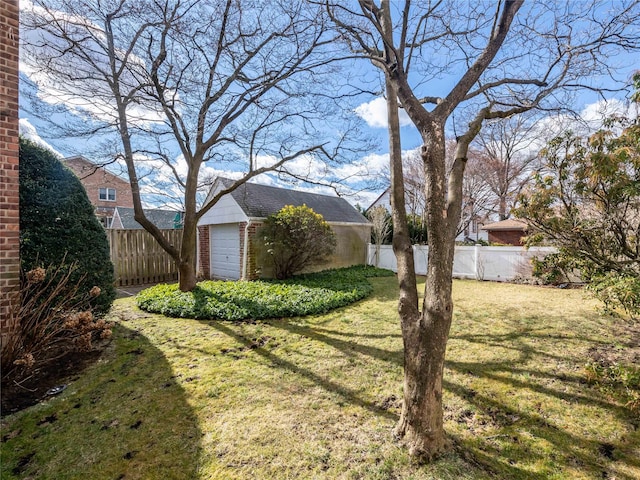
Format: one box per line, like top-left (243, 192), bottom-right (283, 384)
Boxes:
top-left (136, 265), bottom-right (394, 320)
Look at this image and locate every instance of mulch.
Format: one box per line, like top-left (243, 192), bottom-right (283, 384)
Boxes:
top-left (1, 348), bottom-right (106, 416)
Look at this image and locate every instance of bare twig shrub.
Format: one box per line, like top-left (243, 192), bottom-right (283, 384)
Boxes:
top-left (369, 205), bottom-right (392, 267)
top-left (1, 265), bottom-right (113, 383)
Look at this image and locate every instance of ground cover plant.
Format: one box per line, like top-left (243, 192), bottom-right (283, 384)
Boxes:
top-left (2, 278), bottom-right (639, 479)
top-left (136, 265), bottom-right (394, 320)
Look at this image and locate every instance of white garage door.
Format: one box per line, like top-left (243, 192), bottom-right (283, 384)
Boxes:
top-left (210, 224), bottom-right (241, 280)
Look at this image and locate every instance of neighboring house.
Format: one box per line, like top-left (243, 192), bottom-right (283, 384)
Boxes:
top-left (197, 178), bottom-right (372, 280)
top-left (110, 207), bottom-right (184, 230)
top-left (481, 219), bottom-right (528, 246)
top-left (368, 187), bottom-right (425, 221)
top-left (367, 187), bottom-right (489, 243)
top-left (458, 211), bottom-right (490, 244)
top-left (64, 155), bottom-right (134, 228)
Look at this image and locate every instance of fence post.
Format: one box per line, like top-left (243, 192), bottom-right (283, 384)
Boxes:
top-left (474, 244), bottom-right (480, 280)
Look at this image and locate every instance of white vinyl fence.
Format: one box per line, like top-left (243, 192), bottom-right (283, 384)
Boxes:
top-left (368, 244), bottom-right (556, 282)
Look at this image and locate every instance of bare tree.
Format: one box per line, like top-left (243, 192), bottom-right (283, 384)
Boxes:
top-left (456, 147), bottom-right (495, 240)
top-left (475, 114), bottom-right (541, 220)
top-left (401, 149), bottom-right (427, 221)
top-left (22, 0), bottom-right (361, 291)
top-left (327, 0), bottom-right (640, 460)
top-left (402, 141), bottom-right (493, 239)
top-left (368, 205), bottom-right (391, 266)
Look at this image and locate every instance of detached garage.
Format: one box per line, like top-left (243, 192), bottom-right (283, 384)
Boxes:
top-left (197, 178), bottom-right (371, 280)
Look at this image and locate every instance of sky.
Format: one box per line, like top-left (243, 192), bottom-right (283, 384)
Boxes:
top-left (17, 0), bottom-right (640, 211)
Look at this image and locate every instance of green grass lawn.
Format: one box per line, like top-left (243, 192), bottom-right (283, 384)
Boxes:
top-left (2, 278), bottom-right (639, 479)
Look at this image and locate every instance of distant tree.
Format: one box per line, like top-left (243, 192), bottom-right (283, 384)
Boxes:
top-left (368, 205), bottom-right (392, 265)
top-left (260, 205), bottom-right (336, 279)
top-left (403, 142), bottom-right (493, 238)
top-left (516, 112), bottom-right (640, 315)
top-left (19, 138), bottom-right (115, 314)
top-left (475, 114), bottom-right (541, 220)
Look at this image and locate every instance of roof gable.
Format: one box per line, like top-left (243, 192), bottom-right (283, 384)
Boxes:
top-left (481, 219), bottom-right (528, 231)
top-left (215, 178), bottom-right (369, 224)
top-left (111, 207), bottom-right (183, 230)
top-left (63, 155), bottom-right (129, 185)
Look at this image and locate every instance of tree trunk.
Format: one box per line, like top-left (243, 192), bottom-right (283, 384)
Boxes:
top-left (178, 207), bottom-right (198, 291)
top-left (499, 196), bottom-right (507, 220)
top-left (392, 122), bottom-right (456, 461)
top-left (394, 308), bottom-right (451, 458)
top-left (394, 220), bottom-right (455, 459)
top-left (178, 260), bottom-right (197, 291)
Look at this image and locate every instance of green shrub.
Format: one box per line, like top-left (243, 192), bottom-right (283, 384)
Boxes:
top-left (259, 205), bottom-right (336, 279)
top-left (137, 265), bottom-right (394, 320)
top-left (19, 138), bottom-right (115, 314)
top-left (531, 252), bottom-right (572, 285)
top-left (407, 214), bottom-right (428, 244)
top-left (585, 360), bottom-right (640, 412)
top-left (587, 273), bottom-right (640, 318)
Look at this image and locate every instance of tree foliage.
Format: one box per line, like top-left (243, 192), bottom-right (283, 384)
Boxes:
top-left (19, 138), bottom-right (115, 314)
top-left (516, 113), bottom-right (640, 315)
top-left (260, 205), bottom-right (336, 280)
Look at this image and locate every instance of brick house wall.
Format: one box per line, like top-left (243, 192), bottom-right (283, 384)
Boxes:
top-left (487, 230), bottom-right (526, 246)
top-left (197, 225), bottom-right (210, 279)
top-left (0, 0), bottom-right (20, 334)
top-left (64, 156), bottom-right (134, 227)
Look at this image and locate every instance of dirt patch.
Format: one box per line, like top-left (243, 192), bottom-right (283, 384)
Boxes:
top-left (1, 347), bottom-right (107, 416)
top-left (587, 320), bottom-right (640, 367)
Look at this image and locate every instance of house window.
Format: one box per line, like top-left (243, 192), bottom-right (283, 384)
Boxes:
top-left (99, 187), bottom-right (116, 201)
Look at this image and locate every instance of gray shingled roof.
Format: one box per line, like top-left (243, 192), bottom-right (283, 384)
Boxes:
top-left (219, 178), bottom-right (370, 224)
top-left (114, 207), bottom-right (183, 229)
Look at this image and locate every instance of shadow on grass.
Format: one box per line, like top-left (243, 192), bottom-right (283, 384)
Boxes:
top-left (449, 325), bottom-right (639, 478)
top-left (205, 320), bottom-right (399, 421)
top-left (260, 307), bottom-right (638, 478)
top-left (445, 377), bottom-right (640, 480)
top-left (0, 323), bottom-right (202, 480)
top-left (271, 320), bottom-right (403, 365)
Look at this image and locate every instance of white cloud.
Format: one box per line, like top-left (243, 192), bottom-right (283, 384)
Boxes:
top-left (19, 118), bottom-right (63, 156)
top-left (580, 98), bottom-right (629, 129)
top-left (544, 99), bottom-right (634, 135)
top-left (355, 97), bottom-right (413, 129)
top-left (20, 1), bottom-right (166, 126)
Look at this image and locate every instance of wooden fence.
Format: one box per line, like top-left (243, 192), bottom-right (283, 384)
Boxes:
top-left (107, 229), bottom-right (182, 286)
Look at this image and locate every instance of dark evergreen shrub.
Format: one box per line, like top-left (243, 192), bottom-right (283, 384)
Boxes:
top-left (19, 138), bottom-right (115, 314)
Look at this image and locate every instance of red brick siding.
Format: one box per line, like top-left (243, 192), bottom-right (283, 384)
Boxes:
top-left (197, 226), bottom-right (210, 279)
top-left (64, 156), bottom-right (134, 226)
top-left (488, 230), bottom-right (525, 246)
top-left (0, 0), bottom-right (20, 333)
